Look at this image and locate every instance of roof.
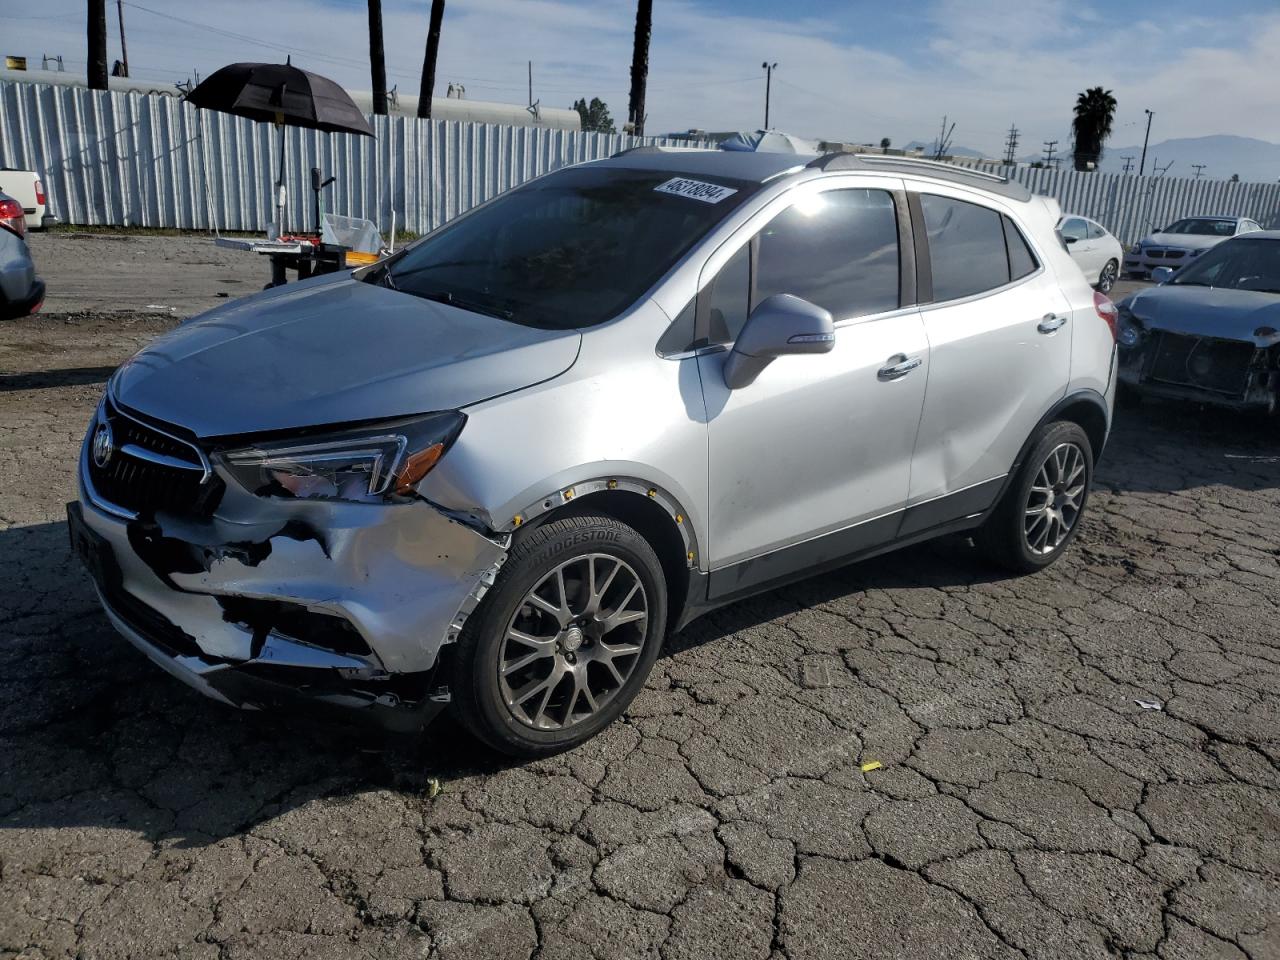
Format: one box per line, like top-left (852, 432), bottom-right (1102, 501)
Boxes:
top-left (597, 148), bottom-right (814, 183)
top-left (600, 147), bottom-right (1033, 201)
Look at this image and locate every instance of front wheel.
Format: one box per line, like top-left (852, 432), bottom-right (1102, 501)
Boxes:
top-left (1097, 260), bottom-right (1119, 293)
top-left (976, 421), bottom-right (1093, 574)
top-left (450, 514), bottom-right (667, 757)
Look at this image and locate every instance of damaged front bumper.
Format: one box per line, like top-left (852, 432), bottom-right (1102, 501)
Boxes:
top-left (1118, 333), bottom-right (1280, 413)
top-left (72, 416), bottom-right (509, 732)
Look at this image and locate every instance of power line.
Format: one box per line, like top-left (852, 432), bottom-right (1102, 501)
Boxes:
top-left (1041, 139), bottom-right (1058, 168)
top-left (1003, 124), bottom-right (1019, 165)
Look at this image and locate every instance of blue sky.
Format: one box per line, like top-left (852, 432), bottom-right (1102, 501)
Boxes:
top-left (6, 0), bottom-right (1280, 157)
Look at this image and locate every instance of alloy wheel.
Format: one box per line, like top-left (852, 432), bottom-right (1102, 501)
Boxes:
top-left (498, 553), bottom-right (649, 730)
top-left (1098, 261), bottom-right (1117, 292)
top-left (1023, 442), bottom-right (1087, 556)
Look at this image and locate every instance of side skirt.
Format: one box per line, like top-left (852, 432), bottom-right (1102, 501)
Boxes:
top-left (676, 477), bottom-right (1004, 630)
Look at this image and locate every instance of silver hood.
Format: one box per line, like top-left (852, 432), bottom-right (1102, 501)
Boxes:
top-left (1123, 284), bottom-right (1280, 347)
top-left (1138, 232), bottom-right (1226, 252)
top-left (111, 276), bottom-right (582, 437)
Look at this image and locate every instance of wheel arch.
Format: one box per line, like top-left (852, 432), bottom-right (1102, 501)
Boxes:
top-left (508, 479), bottom-right (700, 635)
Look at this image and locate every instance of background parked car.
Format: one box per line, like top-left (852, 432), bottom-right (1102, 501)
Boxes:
top-left (0, 167), bottom-right (55, 232)
top-left (1116, 231), bottom-right (1280, 412)
top-left (1058, 215), bottom-right (1124, 292)
top-left (0, 190), bottom-right (45, 319)
top-left (1124, 216), bottom-right (1262, 279)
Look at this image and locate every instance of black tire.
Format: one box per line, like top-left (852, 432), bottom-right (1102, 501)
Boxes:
top-left (1097, 259), bottom-right (1119, 293)
top-left (451, 514), bottom-right (667, 758)
top-left (976, 421), bottom-right (1093, 575)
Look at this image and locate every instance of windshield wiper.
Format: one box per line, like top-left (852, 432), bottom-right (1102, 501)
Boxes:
top-left (417, 290), bottom-right (514, 321)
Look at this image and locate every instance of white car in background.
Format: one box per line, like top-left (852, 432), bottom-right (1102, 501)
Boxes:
top-left (0, 168), bottom-right (55, 232)
top-left (1058, 215), bottom-right (1124, 292)
top-left (1123, 216), bottom-right (1262, 279)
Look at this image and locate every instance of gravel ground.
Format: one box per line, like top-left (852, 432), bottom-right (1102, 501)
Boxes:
top-left (1, 236), bottom-right (1277, 959)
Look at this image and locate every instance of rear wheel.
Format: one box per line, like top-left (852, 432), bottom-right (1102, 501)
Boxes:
top-left (1097, 259), bottom-right (1118, 293)
top-left (451, 514), bottom-right (666, 757)
top-left (977, 421), bottom-right (1093, 574)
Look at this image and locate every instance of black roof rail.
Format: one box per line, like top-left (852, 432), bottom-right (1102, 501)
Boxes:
top-left (609, 144), bottom-right (703, 159)
top-left (807, 153), bottom-right (1032, 201)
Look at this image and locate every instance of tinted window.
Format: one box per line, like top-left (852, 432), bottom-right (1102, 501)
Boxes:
top-left (378, 167), bottom-right (752, 330)
top-left (1086, 221), bottom-right (1106, 240)
top-left (1003, 216), bottom-right (1039, 280)
top-left (754, 189), bottom-right (900, 321)
top-left (1059, 217), bottom-right (1088, 242)
top-left (922, 195), bottom-right (1010, 301)
top-left (1164, 218), bottom-right (1235, 236)
top-left (706, 244), bottom-right (751, 342)
top-left (1171, 237), bottom-right (1280, 292)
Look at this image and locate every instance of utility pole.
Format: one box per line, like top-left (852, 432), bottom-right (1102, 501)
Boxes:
top-left (1154, 159), bottom-right (1174, 178)
top-left (417, 0), bottom-right (446, 119)
top-left (1003, 124), bottom-right (1020, 165)
top-left (1191, 163), bottom-right (1206, 180)
top-left (87, 0), bottom-right (108, 89)
top-left (368, 0), bottom-right (387, 115)
top-left (1138, 109), bottom-right (1154, 176)
top-left (761, 62), bottom-right (777, 129)
top-left (1042, 139), bottom-right (1058, 168)
top-left (114, 0), bottom-right (128, 77)
top-left (1121, 155), bottom-right (1134, 175)
top-left (627, 0), bottom-right (652, 137)
top-left (932, 115), bottom-right (955, 160)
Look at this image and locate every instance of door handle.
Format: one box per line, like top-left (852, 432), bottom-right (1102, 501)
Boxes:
top-left (877, 354), bottom-right (923, 380)
top-left (1037, 313), bottom-right (1067, 334)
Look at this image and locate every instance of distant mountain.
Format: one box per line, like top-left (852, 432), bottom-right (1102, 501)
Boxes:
top-left (1092, 135), bottom-right (1280, 182)
top-left (903, 140), bottom-right (989, 160)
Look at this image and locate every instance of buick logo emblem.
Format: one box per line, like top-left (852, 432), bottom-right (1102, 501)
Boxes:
top-left (92, 423), bottom-right (114, 468)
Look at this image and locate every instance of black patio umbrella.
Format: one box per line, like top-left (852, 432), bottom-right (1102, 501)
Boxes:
top-left (186, 60), bottom-right (374, 232)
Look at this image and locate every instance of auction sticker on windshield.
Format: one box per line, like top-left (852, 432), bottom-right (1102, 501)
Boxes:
top-left (654, 178), bottom-right (738, 204)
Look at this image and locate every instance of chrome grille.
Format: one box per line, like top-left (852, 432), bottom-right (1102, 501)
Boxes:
top-left (86, 400), bottom-right (224, 517)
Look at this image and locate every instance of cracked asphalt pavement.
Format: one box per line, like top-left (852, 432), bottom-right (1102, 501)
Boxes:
top-left (1, 236), bottom-right (1278, 959)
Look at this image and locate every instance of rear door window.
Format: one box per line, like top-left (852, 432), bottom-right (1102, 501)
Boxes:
top-left (1086, 221), bottom-right (1107, 240)
top-left (921, 194), bottom-right (1011, 301)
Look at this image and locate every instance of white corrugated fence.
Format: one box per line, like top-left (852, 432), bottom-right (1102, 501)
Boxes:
top-left (4, 79), bottom-right (1280, 245)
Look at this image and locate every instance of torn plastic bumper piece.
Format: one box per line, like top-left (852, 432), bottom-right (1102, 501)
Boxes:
top-left (70, 450), bottom-right (509, 730)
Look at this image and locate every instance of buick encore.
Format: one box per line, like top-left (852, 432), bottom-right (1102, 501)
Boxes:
top-left (71, 149), bottom-right (1117, 756)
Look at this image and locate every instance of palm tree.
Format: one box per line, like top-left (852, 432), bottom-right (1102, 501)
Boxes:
top-left (368, 0), bottom-right (388, 115)
top-left (417, 0), bottom-right (446, 119)
top-left (627, 0), bottom-right (653, 136)
top-left (1072, 87), bottom-right (1117, 172)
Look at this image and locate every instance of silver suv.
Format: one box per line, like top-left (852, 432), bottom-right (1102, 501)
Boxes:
top-left (71, 150), bottom-right (1117, 756)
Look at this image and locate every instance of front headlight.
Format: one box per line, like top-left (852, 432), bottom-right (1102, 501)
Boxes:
top-left (216, 411), bottom-right (465, 502)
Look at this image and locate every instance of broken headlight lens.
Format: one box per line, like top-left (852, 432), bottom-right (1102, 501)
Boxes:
top-left (216, 412), bottom-right (465, 502)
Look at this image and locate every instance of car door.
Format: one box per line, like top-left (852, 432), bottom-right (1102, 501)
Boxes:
top-left (696, 179), bottom-right (929, 599)
top-left (903, 188), bottom-right (1072, 533)
top-left (1085, 220), bottom-right (1114, 275)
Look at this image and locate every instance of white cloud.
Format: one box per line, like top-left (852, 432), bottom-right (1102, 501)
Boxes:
top-left (5, 0), bottom-right (1278, 156)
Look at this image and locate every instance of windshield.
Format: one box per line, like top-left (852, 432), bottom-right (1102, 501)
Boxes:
top-left (1171, 237), bottom-right (1280, 293)
top-left (372, 166), bottom-right (754, 329)
top-left (1163, 218), bottom-right (1235, 236)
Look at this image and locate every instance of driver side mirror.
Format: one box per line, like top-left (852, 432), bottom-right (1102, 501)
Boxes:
top-left (1150, 266), bottom-right (1175, 284)
top-left (722, 294), bottom-right (834, 389)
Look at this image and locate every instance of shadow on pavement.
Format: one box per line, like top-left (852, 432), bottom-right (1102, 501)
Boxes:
top-left (0, 516), bottom-right (1007, 848)
top-left (0, 366), bottom-right (118, 392)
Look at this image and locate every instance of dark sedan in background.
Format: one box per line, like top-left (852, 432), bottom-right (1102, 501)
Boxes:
top-left (0, 190), bottom-right (45, 320)
top-left (1116, 231), bottom-right (1280, 413)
